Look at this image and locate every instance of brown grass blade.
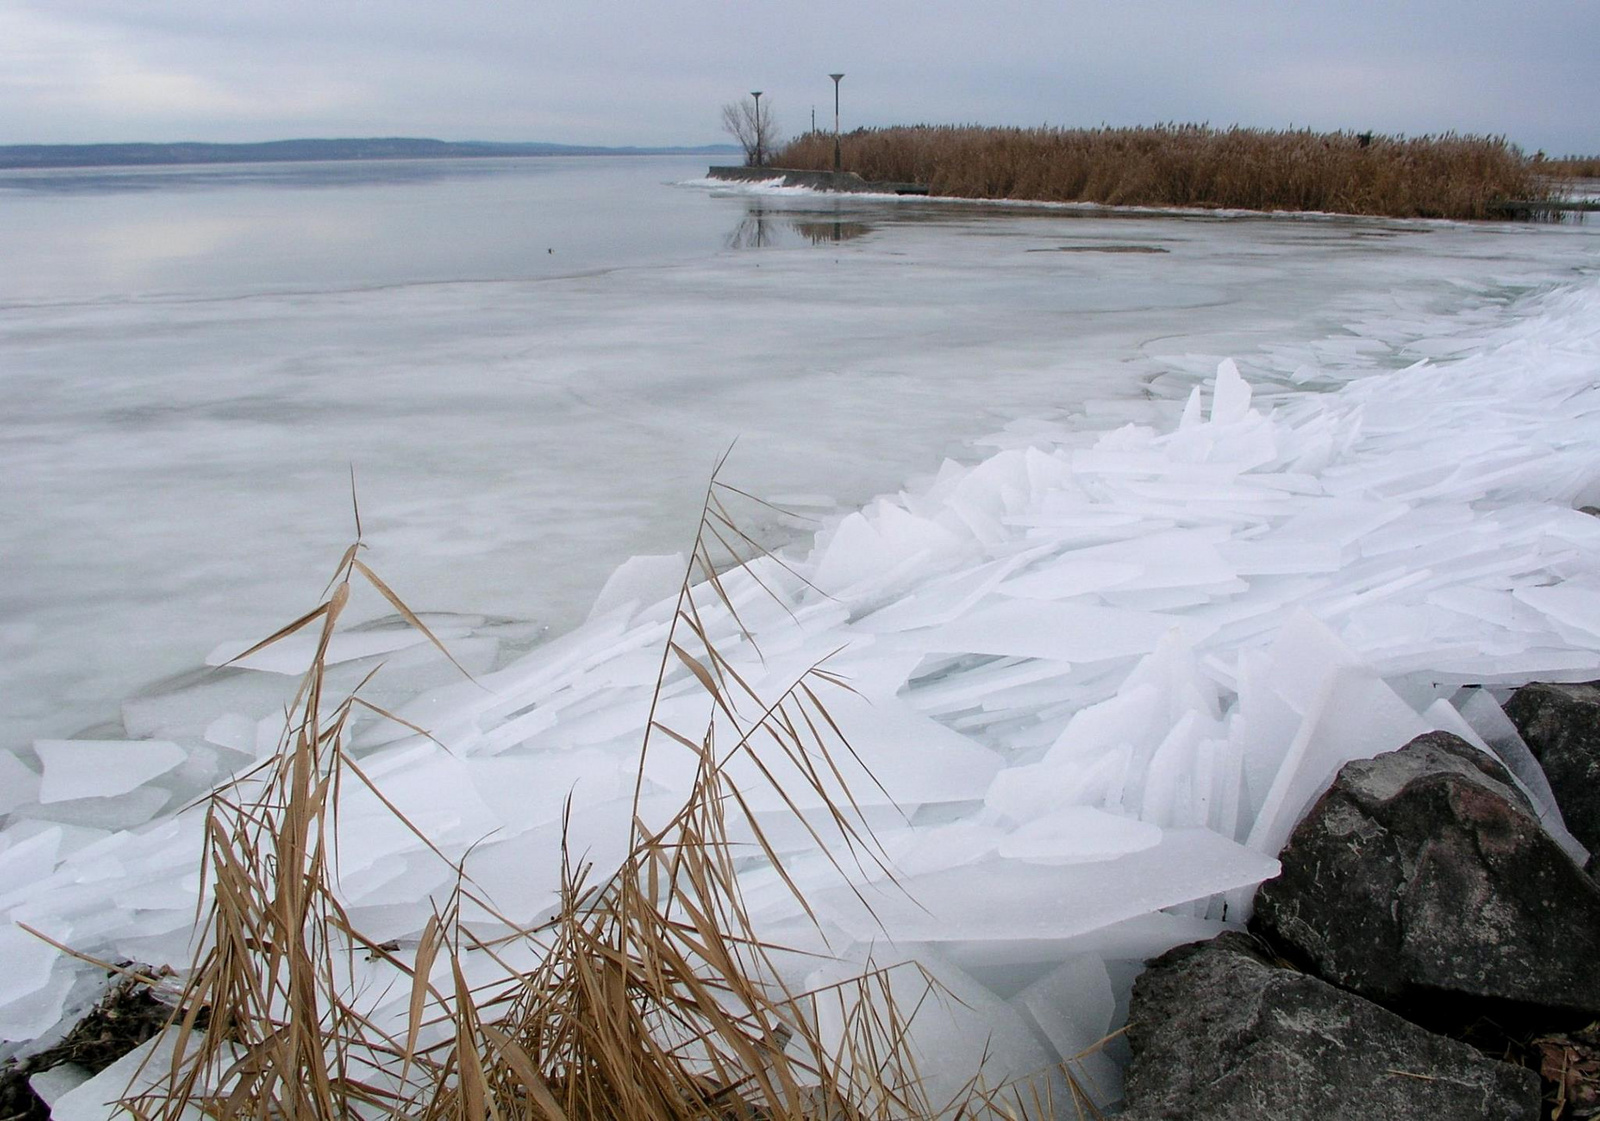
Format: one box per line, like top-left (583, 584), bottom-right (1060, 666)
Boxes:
top-left (351, 557), bottom-right (477, 683)
top-left (220, 598), bottom-right (330, 667)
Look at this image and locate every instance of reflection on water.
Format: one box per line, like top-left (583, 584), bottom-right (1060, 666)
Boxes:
top-left (0, 154), bottom-right (724, 301)
top-left (725, 203), bottom-right (875, 249)
top-left (726, 206), bottom-right (780, 249)
top-left (791, 218), bottom-right (872, 244)
top-left (0, 154), bottom-right (1444, 306)
top-left (0, 157), bottom-right (539, 196)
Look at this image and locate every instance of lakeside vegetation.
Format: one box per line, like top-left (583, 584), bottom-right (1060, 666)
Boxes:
top-left (1539, 154), bottom-right (1600, 178)
top-left (775, 124), bottom-right (1554, 220)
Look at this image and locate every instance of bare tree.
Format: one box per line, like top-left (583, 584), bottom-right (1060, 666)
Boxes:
top-left (721, 95), bottom-right (781, 167)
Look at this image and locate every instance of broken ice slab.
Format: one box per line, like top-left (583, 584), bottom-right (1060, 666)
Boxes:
top-left (1208, 358), bottom-right (1253, 424)
top-left (993, 558), bottom-right (1141, 601)
top-left (0, 750), bottom-right (42, 814)
top-left (0, 826), bottom-right (62, 906)
top-left (1422, 648), bottom-right (1600, 684)
top-left (0, 966), bottom-right (79, 1047)
top-left (1426, 585), bottom-right (1544, 631)
top-left (1011, 954), bottom-right (1123, 1106)
top-left (447, 794), bottom-right (674, 928)
top-left (200, 713), bottom-right (255, 754)
top-left (1456, 687), bottom-right (1590, 866)
top-left (900, 656), bottom-right (1075, 717)
top-left (897, 600), bottom-right (1215, 662)
top-left (724, 802), bottom-right (919, 861)
top-left (1008, 529), bottom-right (1241, 593)
top-left (803, 948), bottom-right (1071, 1120)
top-left (1515, 580), bottom-right (1600, 641)
top-left (1270, 497), bottom-right (1408, 552)
top-left (463, 748), bottom-right (626, 835)
top-left (0, 921), bottom-right (60, 1012)
top-left (1252, 609), bottom-right (1365, 717)
top-left (642, 688), bottom-right (1003, 812)
top-left (33, 740), bottom-right (186, 804)
top-left (204, 623), bottom-right (463, 675)
top-left (585, 551), bottom-right (686, 622)
top-left (332, 743), bottom-right (504, 865)
top-left (985, 750), bottom-right (1133, 828)
top-left (995, 806), bottom-right (1162, 865)
top-left (1214, 537), bottom-right (1344, 575)
top-left (853, 549), bottom-right (1045, 633)
top-left (1014, 953), bottom-right (1114, 1057)
top-left (1244, 666), bottom-right (1429, 862)
top-left (1054, 909), bottom-right (1238, 962)
top-left (49, 1027), bottom-right (229, 1121)
top-left (810, 827), bottom-right (1277, 945)
top-left (30, 1063), bottom-right (92, 1109)
top-left (1099, 584), bottom-right (1244, 611)
top-left (812, 508), bottom-right (959, 596)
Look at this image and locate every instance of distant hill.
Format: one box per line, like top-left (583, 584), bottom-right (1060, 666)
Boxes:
top-left (0, 138), bottom-right (743, 171)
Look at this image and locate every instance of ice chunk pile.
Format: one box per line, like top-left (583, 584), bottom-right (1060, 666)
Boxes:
top-left (7, 276), bottom-right (1600, 1109)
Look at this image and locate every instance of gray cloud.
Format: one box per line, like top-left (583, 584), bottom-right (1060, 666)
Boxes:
top-left (1, 1), bottom-right (1595, 154)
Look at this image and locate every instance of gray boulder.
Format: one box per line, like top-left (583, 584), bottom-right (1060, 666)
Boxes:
top-left (1122, 932), bottom-right (1539, 1120)
top-left (1252, 731), bottom-right (1600, 1021)
top-left (1504, 681), bottom-right (1600, 869)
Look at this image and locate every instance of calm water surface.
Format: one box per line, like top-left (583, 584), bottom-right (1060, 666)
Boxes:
top-left (0, 156), bottom-right (758, 300)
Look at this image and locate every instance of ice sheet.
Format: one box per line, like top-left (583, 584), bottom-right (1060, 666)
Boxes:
top-left (812, 829), bottom-right (1278, 944)
top-left (5, 167), bottom-right (1600, 1097)
top-left (34, 741), bottom-right (186, 804)
top-left (6, 180), bottom-right (1597, 758)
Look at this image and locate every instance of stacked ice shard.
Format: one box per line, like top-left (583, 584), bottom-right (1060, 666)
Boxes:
top-left (5, 276), bottom-right (1600, 1107)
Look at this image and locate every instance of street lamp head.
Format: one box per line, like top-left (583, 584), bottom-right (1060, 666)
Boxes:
top-left (830, 73), bottom-right (844, 83)
top-left (751, 90), bottom-right (762, 98)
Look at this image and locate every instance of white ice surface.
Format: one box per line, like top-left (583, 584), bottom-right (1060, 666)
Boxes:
top-left (6, 167), bottom-right (1598, 761)
top-left (5, 166), bottom-right (1600, 1108)
top-left (34, 740), bottom-right (186, 804)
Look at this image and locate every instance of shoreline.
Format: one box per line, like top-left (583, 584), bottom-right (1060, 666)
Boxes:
top-left (688, 172), bottom-right (1524, 228)
top-left (5, 271), bottom-right (1600, 1110)
top-left (14, 186), bottom-right (1595, 761)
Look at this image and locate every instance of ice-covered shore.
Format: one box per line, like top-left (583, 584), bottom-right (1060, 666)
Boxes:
top-left (5, 270), bottom-right (1600, 1108)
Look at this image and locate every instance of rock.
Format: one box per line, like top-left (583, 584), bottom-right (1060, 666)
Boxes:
top-left (1252, 732), bottom-right (1600, 1022)
top-left (1504, 681), bottom-right (1600, 869)
top-left (1121, 932), bottom-right (1540, 1120)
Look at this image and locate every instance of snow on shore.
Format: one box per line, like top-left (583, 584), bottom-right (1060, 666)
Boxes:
top-left (5, 272), bottom-right (1600, 1105)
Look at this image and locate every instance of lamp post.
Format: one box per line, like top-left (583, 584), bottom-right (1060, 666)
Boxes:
top-left (750, 90), bottom-right (763, 166)
top-left (829, 73), bottom-right (844, 173)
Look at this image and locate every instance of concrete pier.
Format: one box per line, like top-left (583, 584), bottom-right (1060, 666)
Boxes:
top-left (707, 165), bottom-right (929, 195)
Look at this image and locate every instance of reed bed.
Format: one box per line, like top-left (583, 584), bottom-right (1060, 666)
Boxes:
top-left (776, 124), bottom-right (1551, 219)
top-left (90, 474), bottom-right (1099, 1121)
top-left (1539, 155), bottom-right (1600, 179)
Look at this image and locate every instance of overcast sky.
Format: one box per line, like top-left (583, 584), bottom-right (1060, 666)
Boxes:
top-left (3, 1), bottom-right (1596, 155)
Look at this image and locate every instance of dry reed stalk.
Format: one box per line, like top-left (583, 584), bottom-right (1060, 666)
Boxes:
top-left (106, 471), bottom-right (1096, 1121)
top-left (776, 123), bottom-right (1553, 219)
top-left (1539, 155), bottom-right (1600, 179)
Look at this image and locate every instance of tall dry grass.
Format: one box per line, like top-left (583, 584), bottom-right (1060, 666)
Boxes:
top-left (776, 124), bottom-right (1550, 219)
top-left (1538, 154), bottom-right (1600, 179)
top-left (93, 473), bottom-right (1101, 1120)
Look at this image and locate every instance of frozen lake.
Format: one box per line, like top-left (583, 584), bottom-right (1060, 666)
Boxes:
top-left (2, 154), bottom-right (1597, 756)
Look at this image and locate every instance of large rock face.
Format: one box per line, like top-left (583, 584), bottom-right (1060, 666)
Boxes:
top-left (1505, 681), bottom-right (1600, 864)
top-left (1122, 932), bottom-right (1539, 1121)
top-left (1251, 731), bottom-right (1600, 1021)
